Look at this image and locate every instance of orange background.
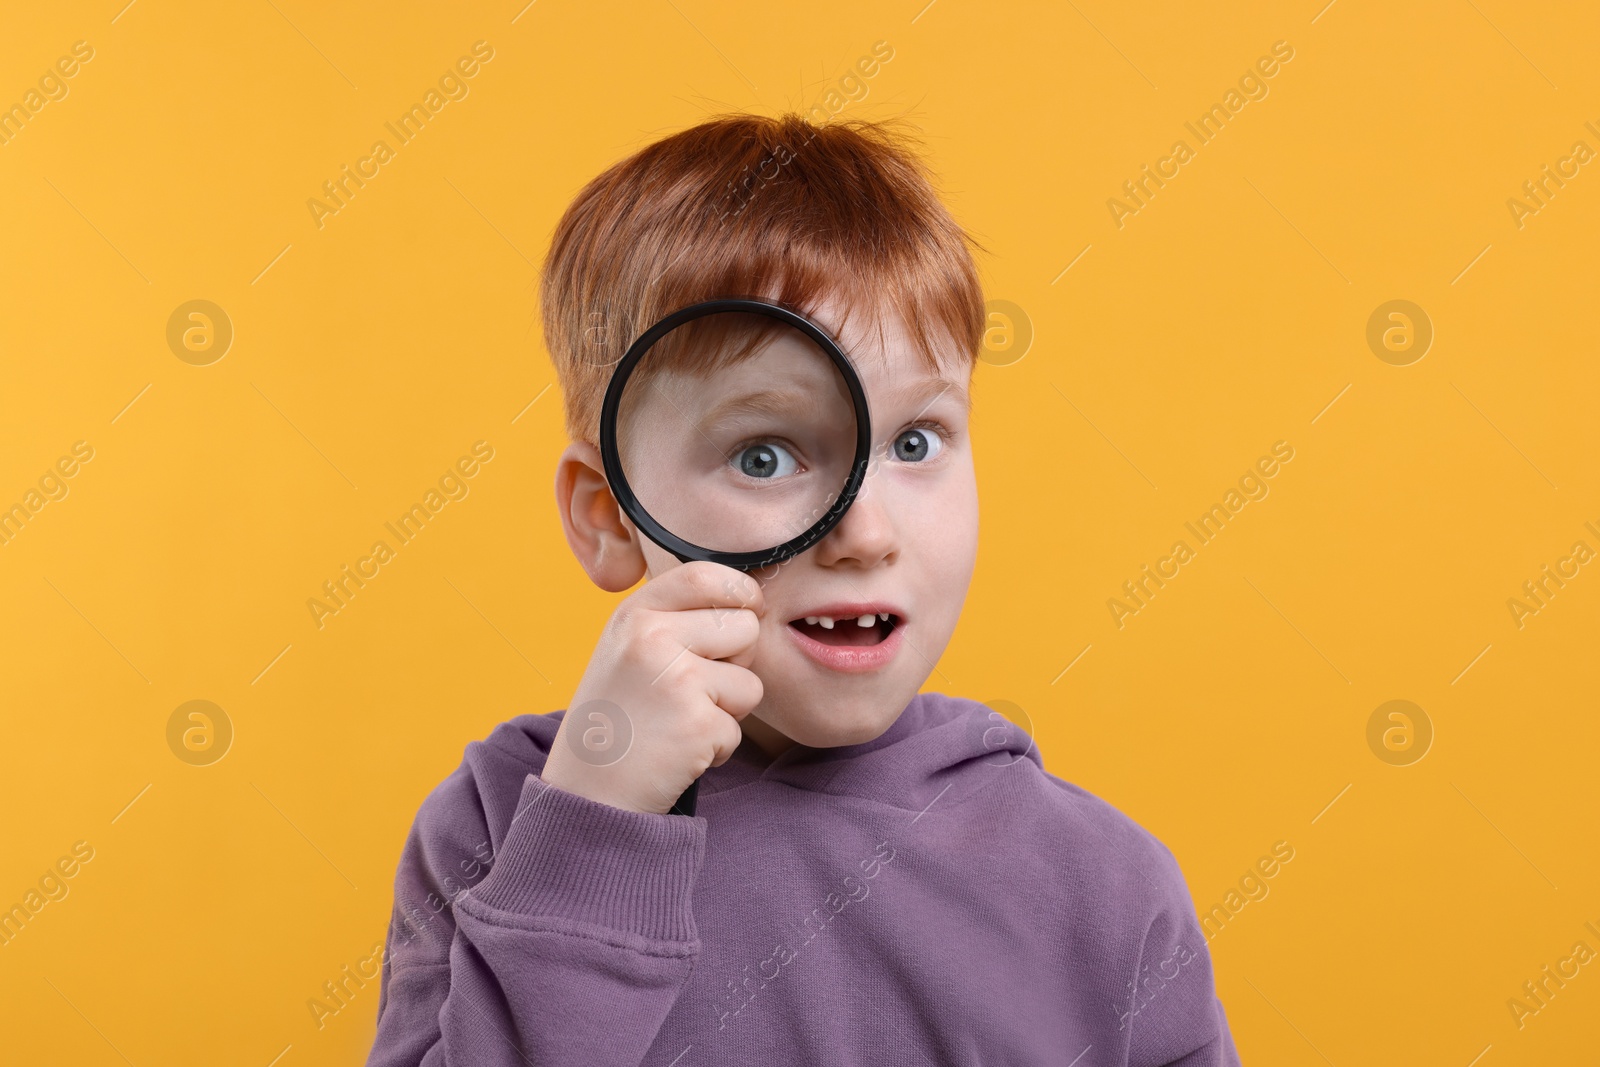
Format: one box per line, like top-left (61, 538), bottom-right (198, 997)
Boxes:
top-left (2, 1), bottom-right (1597, 1063)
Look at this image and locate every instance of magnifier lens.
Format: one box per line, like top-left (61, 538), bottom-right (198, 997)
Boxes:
top-left (613, 311), bottom-right (859, 556)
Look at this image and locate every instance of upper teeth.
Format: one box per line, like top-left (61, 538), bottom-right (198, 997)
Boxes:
top-left (803, 613), bottom-right (892, 628)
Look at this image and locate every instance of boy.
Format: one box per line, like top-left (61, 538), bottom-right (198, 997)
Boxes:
top-left (366, 113), bottom-right (1241, 1065)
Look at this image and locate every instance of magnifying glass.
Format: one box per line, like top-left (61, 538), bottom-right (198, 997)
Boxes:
top-left (597, 298), bottom-right (872, 816)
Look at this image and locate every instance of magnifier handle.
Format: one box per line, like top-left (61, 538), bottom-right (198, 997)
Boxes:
top-left (669, 778), bottom-right (699, 817)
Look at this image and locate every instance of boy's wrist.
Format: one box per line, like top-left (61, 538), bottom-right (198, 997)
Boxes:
top-left (541, 749), bottom-right (636, 813)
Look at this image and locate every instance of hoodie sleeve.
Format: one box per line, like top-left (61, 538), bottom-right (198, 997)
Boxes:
top-left (1123, 845), bottom-right (1241, 1067)
top-left (366, 760), bottom-right (707, 1067)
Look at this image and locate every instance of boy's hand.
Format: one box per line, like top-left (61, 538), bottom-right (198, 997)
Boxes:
top-left (542, 561), bottom-right (765, 815)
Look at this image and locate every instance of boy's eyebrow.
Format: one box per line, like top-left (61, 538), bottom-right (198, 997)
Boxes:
top-left (698, 388), bottom-right (817, 433)
top-left (693, 374), bottom-right (970, 434)
top-left (895, 375), bottom-right (971, 416)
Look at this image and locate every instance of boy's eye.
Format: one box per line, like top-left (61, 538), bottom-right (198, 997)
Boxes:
top-left (892, 428), bottom-right (941, 463)
top-left (733, 441), bottom-right (799, 479)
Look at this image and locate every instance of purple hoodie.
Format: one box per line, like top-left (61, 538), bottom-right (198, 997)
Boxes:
top-left (366, 692), bottom-right (1241, 1065)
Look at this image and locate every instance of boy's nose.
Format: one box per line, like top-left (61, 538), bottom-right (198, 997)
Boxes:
top-left (813, 467), bottom-right (897, 569)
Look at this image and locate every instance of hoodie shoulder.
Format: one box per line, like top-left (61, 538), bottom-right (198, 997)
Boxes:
top-left (894, 695), bottom-right (1212, 976)
top-left (438, 710), bottom-right (566, 845)
top-left (1032, 780), bottom-right (1235, 1062)
top-left (915, 691), bottom-right (1192, 914)
top-left (1037, 772), bottom-right (1191, 910)
top-left (383, 711), bottom-right (565, 970)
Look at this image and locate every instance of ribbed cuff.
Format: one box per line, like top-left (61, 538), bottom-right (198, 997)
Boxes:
top-left (465, 773), bottom-right (706, 944)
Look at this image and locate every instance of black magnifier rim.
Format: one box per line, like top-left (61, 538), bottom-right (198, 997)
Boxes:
top-left (598, 297), bottom-right (872, 572)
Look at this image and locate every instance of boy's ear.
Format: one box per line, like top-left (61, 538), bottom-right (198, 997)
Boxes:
top-left (554, 441), bottom-right (648, 592)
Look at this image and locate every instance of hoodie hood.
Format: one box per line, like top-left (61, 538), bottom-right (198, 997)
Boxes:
top-left (516, 691), bottom-right (1041, 815)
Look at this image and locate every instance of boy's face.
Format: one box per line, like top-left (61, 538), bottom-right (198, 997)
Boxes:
top-left (564, 297), bottom-right (978, 751)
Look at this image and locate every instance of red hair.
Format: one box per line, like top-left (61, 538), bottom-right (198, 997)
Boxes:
top-left (539, 112), bottom-right (987, 446)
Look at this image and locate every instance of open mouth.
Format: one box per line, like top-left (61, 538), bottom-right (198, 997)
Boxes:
top-left (787, 612), bottom-right (898, 647)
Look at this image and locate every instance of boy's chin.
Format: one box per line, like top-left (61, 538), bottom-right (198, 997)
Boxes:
top-left (765, 690), bottom-right (909, 750)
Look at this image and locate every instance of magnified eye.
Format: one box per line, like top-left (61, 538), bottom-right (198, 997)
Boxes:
top-left (892, 427), bottom-right (942, 463)
top-left (734, 441), bottom-right (799, 480)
